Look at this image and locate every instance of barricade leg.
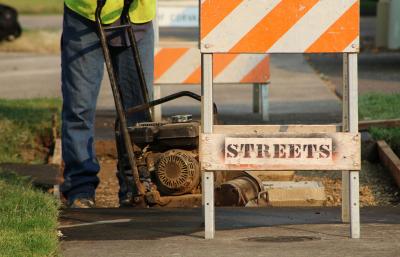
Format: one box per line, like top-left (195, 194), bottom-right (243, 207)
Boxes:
top-left (252, 83), bottom-right (270, 121)
top-left (260, 83), bottom-right (269, 121)
top-left (350, 171), bottom-right (360, 238)
top-left (341, 53), bottom-right (350, 223)
top-left (348, 53), bottom-right (360, 238)
top-left (252, 84), bottom-right (260, 113)
top-left (153, 85), bottom-right (162, 122)
top-left (201, 53), bottom-right (215, 239)
top-left (204, 171), bottom-right (215, 239)
top-left (341, 171), bottom-right (350, 222)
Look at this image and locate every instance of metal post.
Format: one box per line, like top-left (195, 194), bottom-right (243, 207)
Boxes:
top-left (201, 54), bottom-right (214, 134)
top-left (153, 85), bottom-right (162, 122)
top-left (203, 171), bottom-right (215, 239)
top-left (348, 53), bottom-right (360, 239)
top-left (252, 84), bottom-right (260, 113)
top-left (350, 171), bottom-right (360, 238)
top-left (260, 83), bottom-right (270, 121)
top-left (341, 53), bottom-right (350, 223)
top-left (201, 53), bottom-right (215, 239)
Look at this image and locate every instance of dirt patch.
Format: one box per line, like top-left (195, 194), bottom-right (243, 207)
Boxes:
top-left (296, 161), bottom-right (400, 207)
top-left (94, 150), bottom-right (400, 208)
top-left (96, 158), bottom-right (119, 208)
top-left (93, 134), bottom-right (400, 208)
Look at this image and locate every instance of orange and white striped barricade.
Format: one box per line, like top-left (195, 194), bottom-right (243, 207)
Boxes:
top-left (153, 47), bottom-right (270, 121)
top-left (199, 0), bottom-right (360, 239)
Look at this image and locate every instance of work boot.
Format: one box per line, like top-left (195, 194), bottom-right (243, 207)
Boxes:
top-left (68, 197), bottom-right (96, 208)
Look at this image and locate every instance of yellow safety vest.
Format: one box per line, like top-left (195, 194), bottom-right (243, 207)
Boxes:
top-left (65, 0), bottom-right (156, 24)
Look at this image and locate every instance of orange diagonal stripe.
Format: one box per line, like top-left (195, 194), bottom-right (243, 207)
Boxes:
top-left (200, 0), bottom-right (242, 40)
top-left (154, 48), bottom-right (189, 80)
top-left (183, 54), bottom-right (238, 84)
top-left (213, 54), bottom-right (238, 77)
top-left (230, 0), bottom-right (319, 53)
top-left (306, 2), bottom-right (359, 53)
top-left (183, 66), bottom-right (201, 84)
top-left (241, 56), bottom-right (270, 83)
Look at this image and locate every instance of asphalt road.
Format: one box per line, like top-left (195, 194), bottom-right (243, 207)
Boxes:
top-left (0, 52), bottom-right (342, 126)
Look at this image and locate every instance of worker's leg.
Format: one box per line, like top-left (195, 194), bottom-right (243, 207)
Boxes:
top-left (110, 25), bottom-right (154, 124)
top-left (110, 23), bottom-right (155, 203)
top-left (60, 7), bottom-right (103, 204)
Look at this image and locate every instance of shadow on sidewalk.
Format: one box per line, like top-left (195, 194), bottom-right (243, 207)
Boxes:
top-left (59, 207), bottom-right (400, 241)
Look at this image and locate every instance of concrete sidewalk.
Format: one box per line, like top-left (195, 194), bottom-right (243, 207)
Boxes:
top-left (60, 207), bottom-right (400, 257)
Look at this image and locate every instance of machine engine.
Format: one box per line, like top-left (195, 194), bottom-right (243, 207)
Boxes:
top-left (127, 115), bottom-right (201, 196)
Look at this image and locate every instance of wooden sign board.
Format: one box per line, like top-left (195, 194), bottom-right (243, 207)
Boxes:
top-left (200, 0), bottom-right (360, 53)
top-left (154, 48), bottom-right (270, 84)
top-left (200, 132), bottom-right (361, 171)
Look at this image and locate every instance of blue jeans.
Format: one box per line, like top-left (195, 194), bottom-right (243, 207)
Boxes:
top-left (60, 7), bottom-right (154, 203)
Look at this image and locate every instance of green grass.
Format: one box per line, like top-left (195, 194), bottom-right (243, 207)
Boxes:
top-left (359, 93), bottom-right (400, 120)
top-left (0, 98), bottom-right (61, 163)
top-left (0, 170), bottom-right (59, 257)
top-left (359, 93), bottom-right (400, 155)
top-left (0, 0), bottom-right (63, 14)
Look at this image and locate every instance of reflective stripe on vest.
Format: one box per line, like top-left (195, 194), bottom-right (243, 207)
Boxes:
top-left (64, 0), bottom-right (156, 24)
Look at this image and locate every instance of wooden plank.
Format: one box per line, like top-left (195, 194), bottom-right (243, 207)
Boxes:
top-left (213, 125), bottom-right (339, 134)
top-left (377, 140), bottom-right (400, 188)
top-left (200, 132), bottom-right (361, 171)
top-left (334, 119), bottom-right (400, 132)
top-left (359, 119), bottom-right (400, 131)
top-left (0, 163), bottom-right (62, 187)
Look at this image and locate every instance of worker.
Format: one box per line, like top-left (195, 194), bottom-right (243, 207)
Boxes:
top-left (60, 0), bottom-right (156, 208)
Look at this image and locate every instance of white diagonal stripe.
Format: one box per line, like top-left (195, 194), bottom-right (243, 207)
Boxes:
top-left (268, 0), bottom-right (357, 52)
top-left (156, 48), bottom-right (200, 84)
top-left (155, 48), bottom-right (162, 55)
top-left (201, 0), bottom-right (281, 52)
top-left (343, 37), bottom-right (359, 52)
top-left (215, 54), bottom-right (268, 83)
